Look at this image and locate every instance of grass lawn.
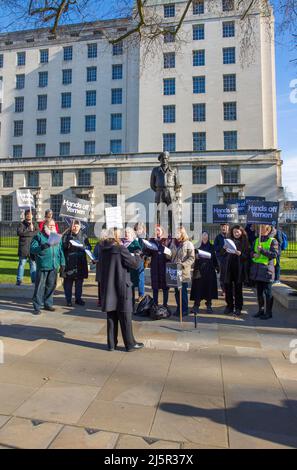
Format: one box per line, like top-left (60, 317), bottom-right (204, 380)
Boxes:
top-left (0, 247), bottom-right (32, 284)
top-left (0, 245), bottom-right (296, 284)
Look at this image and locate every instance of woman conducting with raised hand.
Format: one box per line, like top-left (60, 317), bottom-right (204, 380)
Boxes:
top-left (99, 228), bottom-right (144, 352)
top-left (190, 231), bottom-right (219, 314)
top-left (220, 225), bottom-right (250, 317)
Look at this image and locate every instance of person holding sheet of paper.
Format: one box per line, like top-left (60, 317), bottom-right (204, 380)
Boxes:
top-left (169, 227), bottom-right (195, 317)
top-left (142, 225), bottom-right (170, 310)
top-left (134, 222), bottom-right (147, 302)
top-left (61, 220), bottom-right (91, 307)
top-left (190, 232), bottom-right (219, 314)
top-left (16, 209), bottom-right (39, 286)
top-left (38, 209), bottom-right (60, 233)
top-left (250, 225), bottom-right (278, 320)
top-left (30, 219), bottom-right (65, 314)
top-left (220, 226), bottom-right (250, 317)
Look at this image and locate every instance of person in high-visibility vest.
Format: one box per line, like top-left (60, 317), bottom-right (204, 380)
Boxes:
top-left (250, 225), bottom-right (279, 320)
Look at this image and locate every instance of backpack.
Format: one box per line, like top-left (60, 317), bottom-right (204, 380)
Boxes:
top-left (149, 305), bottom-right (171, 321)
top-left (135, 295), bottom-right (154, 317)
top-left (280, 232), bottom-right (288, 251)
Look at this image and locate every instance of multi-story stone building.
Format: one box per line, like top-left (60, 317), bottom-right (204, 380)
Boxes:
top-left (0, 0), bottom-right (283, 224)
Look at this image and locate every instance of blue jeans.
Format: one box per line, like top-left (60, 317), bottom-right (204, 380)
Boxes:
top-left (175, 282), bottom-right (189, 315)
top-left (64, 278), bottom-right (83, 303)
top-left (17, 257), bottom-right (36, 283)
top-left (33, 269), bottom-right (57, 311)
top-left (138, 262), bottom-right (145, 297)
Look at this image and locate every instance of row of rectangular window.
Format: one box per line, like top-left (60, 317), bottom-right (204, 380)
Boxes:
top-left (164, 73), bottom-right (236, 96)
top-left (2, 168), bottom-right (118, 188)
top-left (13, 113), bottom-right (123, 135)
top-left (2, 164), bottom-right (238, 189)
top-left (13, 65), bottom-right (123, 89)
top-left (163, 1), bottom-right (234, 18)
top-left (163, 48), bottom-right (235, 70)
top-left (192, 21), bottom-right (235, 41)
top-left (163, 102), bottom-right (237, 123)
top-left (0, 43), bottom-right (123, 69)
top-left (11, 140), bottom-right (123, 158)
top-left (162, 131), bottom-right (238, 152)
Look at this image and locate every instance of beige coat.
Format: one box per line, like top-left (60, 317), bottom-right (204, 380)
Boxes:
top-left (169, 240), bottom-right (195, 283)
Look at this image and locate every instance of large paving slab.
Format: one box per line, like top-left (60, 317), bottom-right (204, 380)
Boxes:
top-left (14, 381), bottom-right (100, 425)
top-left (97, 373), bottom-right (164, 407)
top-left (49, 426), bottom-right (119, 449)
top-left (0, 417), bottom-right (63, 449)
top-left (79, 400), bottom-right (156, 436)
top-left (150, 389), bottom-right (228, 448)
top-left (0, 383), bottom-right (39, 415)
top-left (164, 351), bottom-right (223, 397)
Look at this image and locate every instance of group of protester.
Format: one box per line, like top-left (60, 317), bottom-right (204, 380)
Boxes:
top-left (16, 209), bottom-right (286, 351)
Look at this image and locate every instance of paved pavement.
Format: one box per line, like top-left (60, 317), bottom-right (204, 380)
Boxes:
top-left (0, 281), bottom-right (297, 449)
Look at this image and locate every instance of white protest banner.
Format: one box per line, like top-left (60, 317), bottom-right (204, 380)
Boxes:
top-left (246, 201), bottom-right (279, 225)
top-left (105, 206), bottom-right (123, 229)
top-left (16, 189), bottom-right (35, 209)
top-left (59, 197), bottom-right (91, 222)
top-left (213, 204), bottom-right (239, 224)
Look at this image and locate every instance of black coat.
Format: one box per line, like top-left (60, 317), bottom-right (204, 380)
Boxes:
top-left (220, 238), bottom-right (250, 285)
top-left (190, 243), bottom-right (219, 302)
top-left (62, 230), bottom-right (91, 280)
top-left (17, 220), bottom-right (39, 258)
top-left (143, 239), bottom-right (169, 290)
top-left (99, 243), bottom-right (140, 313)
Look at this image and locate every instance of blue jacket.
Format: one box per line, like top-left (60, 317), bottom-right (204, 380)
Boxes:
top-left (30, 231), bottom-right (65, 271)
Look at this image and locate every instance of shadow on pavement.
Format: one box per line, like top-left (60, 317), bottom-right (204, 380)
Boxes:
top-left (160, 401), bottom-right (297, 448)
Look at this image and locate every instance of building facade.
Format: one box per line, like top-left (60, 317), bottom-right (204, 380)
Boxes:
top-left (0, 0), bottom-right (283, 224)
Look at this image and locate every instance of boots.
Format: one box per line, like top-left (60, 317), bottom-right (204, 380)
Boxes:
top-left (260, 298), bottom-right (273, 320)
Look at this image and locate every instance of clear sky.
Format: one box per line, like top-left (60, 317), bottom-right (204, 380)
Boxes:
top-left (0, 0), bottom-right (296, 199)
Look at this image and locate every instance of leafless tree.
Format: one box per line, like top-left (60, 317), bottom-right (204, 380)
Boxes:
top-left (0, 1), bottom-right (296, 63)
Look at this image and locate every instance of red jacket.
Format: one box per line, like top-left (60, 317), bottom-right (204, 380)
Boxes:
top-left (38, 220), bottom-right (60, 233)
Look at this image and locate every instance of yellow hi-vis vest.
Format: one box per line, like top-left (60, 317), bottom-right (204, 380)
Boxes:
top-left (252, 237), bottom-right (275, 266)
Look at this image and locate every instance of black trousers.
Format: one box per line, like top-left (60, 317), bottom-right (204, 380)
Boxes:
top-left (107, 310), bottom-right (136, 350)
top-left (256, 281), bottom-right (273, 313)
top-left (225, 282), bottom-right (243, 310)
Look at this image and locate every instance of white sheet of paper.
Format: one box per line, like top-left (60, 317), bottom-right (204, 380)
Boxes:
top-left (224, 239), bottom-right (237, 254)
top-left (85, 249), bottom-right (95, 261)
top-left (48, 232), bottom-right (62, 246)
top-left (198, 249), bottom-right (211, 259)
top-left (142, 239), bottom-right (158, 251)
top-left (164, 247), bottom-right (172, 256)
top-left (105, 206), bottom-right (123, 229)
top-left (70, 239), bottom-right (84, 248)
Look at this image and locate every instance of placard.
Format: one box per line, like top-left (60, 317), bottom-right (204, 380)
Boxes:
top-left (245, 196), bottom-right (266, 204)
top-left (226, 199), bottom-right (246, 216)
top-left (16, 189), bottom-right (35, 209)
top-left (213, 204), bottom-right (239, 224)
top-left (59, 197), bottom-right (91, 222)
top-left (166, 263), bottom-right (183, 289)
top-left (105, 206), bottom-right (123, 229)
top-left (246, 201), bottom-right (279, 225)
